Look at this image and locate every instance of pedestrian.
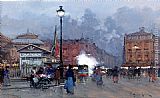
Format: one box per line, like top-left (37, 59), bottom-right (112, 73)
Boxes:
top-left (106, 69), bottom-right (112, 79)
top-left (148, 67), bottom-right (156, 82)
top-left (91, 69), bottom-right (96, 82)
top-left (3, 66), bottom-right (11, 86)
top-left (54, 66), bottom-right (60, 86)
top-left (112, 66), bottom-right (119, 83)
top-left (128, 67), bottom-right (133, 80)
top-left (64, 65), bottom-right (75, 94)
top-left (0, 66), bottom-right (4, 87)
top-left (30, 66), bottom-right (36, 87)
top-left (137, 67), bottom-right (141, 81)
top-left (45, 64), bottom-right (54, 81)
top-left (95, 66), bottom-right (103, 86)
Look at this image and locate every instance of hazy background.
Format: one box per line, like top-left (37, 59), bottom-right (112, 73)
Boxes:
top-left (1, 0), bottom-right (160, 58)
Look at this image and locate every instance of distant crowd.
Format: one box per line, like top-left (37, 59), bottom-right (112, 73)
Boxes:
top-left (105, 66), bottom-right (157, 83)
top-left (90, 65), bottom-right (159, 88)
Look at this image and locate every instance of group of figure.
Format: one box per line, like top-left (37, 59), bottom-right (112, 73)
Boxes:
top-left (106, 66), bottom-right (159, 83)
top-left (108, 67), bottom-right (142, 82)
top-left (121, 67), bottom-right (141, 80)
top-left (0, 66), bottom-right (11, 87)
top-left (30, 64), bottom-right (76, 94)
top-left (30, 64), bottom-right (61, 87)
top-left (105, 66), bottom-right (120, 83)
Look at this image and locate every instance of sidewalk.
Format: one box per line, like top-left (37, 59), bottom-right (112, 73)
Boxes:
top-left (1, 79), bottom-right (93, 97)
top-left (1, 81), bottom-right (29, 90)
top-left (10, 77), bottom-right (27, 82)
top-left (1, 77), bottom-right (160, 98)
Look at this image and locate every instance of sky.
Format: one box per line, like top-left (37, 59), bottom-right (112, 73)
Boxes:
top-left (1, 0), bottom-right (160, 57)
top-left (1, 0), bottom-right (160, 38)
top-left (2, 0), bottom-right (160, 20)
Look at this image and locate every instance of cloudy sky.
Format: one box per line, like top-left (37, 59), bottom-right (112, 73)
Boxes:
top-left (1, 0), bottom-right (160, 57)
top-left (1, 0), bottom-right (160, 38)
top-left (2, 0), bottom-right (160, 20)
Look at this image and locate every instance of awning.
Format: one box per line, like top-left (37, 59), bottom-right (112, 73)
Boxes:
top-left (122, 62), bottom-right (152, 67)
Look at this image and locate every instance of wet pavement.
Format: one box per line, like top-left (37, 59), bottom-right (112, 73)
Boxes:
top-left (0, 77), bottom-right (160, 98)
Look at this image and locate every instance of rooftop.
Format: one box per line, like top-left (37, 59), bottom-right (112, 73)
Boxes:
top-left (12, 31), bottom-right (44, 45)
top-left (127, 27), bottom-right (152, 36)
top-left (16, 33), bottom-right (38, 39)
top-left (12, 38), bottom-right (44, 44)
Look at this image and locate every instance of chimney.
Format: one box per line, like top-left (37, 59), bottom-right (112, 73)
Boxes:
top-left (139, 27), bottom-right (145, 32)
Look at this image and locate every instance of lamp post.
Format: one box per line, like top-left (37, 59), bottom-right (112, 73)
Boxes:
top-left (57, 6), bottom-right (65, 81)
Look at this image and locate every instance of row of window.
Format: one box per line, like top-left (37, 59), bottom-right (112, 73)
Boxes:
top-left (127, 48), bottom-right (150, 51)
top-left (127, 43), bottom-right (151, 47)
top-left (126, 40), bottom-right (154, 46)
top-left (128, 55), bottom-right (149, 57)
top-left (128, 59), bottom-right (151, 62)
top-left (21, 57), bottom-right (42, 60)
top-left (126, 35), bottom-right (152, 40)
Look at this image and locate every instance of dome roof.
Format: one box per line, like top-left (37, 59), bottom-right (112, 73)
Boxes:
top-left (12, 32), bottom-right (43, 45)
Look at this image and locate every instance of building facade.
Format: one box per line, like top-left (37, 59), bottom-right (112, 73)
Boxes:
top-left (0, 32), bottom-right (51, 65)
top-left (0, 32), bottom-right (17, 64)
top-left (58, 38), bottom-right (116, 67)
top-left (12, 32), bottom-right (51, 61)
top-left (12, 32), bottom-right (44, 49)
top-left (123, 27), bottom-right (157, 67)
top-left (18, 44), bottom-right (51, 76)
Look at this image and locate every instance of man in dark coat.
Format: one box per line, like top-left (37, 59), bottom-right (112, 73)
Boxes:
top-left (112, 66), bottom-right (119, 83)
top-left (0, 66), bottom-right (4, 86)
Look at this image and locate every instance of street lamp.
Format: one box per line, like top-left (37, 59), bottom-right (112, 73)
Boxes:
top-left (57, 6), bottom-right (65, 81)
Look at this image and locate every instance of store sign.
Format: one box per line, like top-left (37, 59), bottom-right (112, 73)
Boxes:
top-left (20, 53), bottom-right (42, 57)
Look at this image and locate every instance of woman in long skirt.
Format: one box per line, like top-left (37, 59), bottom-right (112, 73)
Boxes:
top-left (65, 77), bottom-right (74, 94)
top-left (65, 65), bottom-right (75, 94)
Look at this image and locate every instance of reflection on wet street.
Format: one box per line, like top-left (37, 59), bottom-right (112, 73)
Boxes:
top-left (0, 77), bottom-right (160, 98)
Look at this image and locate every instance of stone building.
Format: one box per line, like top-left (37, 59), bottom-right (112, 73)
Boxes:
top-left (10, 32), bottom-right (51, 76)
top-left (60, 38), bottom-right (116, 67)
top-left (0, 31), bottom-right (51, 65)
top-left (0, 32), bottom-right (17, 64)
top-left (0, 32), bottom-right (11, 47)
top-left (17, 44), bottom-right (51, 76)
top-left (12, 32), bottom-right (44, 49)
top-left (12, 32), bottom-right (51, 59)
top-left (123, 27), bottom-right (159, 67)
top-left (0, 31), bottom-right (116, 70)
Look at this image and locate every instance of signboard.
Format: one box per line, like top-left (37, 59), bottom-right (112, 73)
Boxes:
top-left (20, 53), bottom-right (42, 57)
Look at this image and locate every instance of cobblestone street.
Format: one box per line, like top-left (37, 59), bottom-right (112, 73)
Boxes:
top-left (1, 77), bottom-right (160, 98)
